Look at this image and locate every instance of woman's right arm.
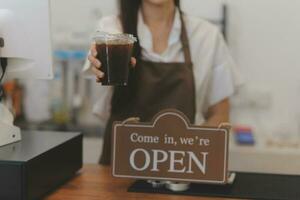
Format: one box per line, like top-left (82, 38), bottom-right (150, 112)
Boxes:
top-left (83, 15), bottom-right (136, 124)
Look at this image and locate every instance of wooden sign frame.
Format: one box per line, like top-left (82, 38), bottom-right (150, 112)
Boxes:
top-left (112, 109), bottom-right (230, 184)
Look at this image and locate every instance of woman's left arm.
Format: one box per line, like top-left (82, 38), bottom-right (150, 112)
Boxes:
top-left (201, 27), bottom-right (244, 127)
top-left (204, 98), bottom-right (230, 127)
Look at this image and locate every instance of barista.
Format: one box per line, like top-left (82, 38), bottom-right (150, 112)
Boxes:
top-left (84, 0), bottom-right (243, 165)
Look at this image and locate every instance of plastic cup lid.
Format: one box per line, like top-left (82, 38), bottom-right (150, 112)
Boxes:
top-left (93, 31), bottom-right (137, 44)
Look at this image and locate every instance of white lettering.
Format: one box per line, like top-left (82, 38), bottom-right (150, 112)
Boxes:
top-left (151, 149), bottom-right (168, 172)
top-left (199, 139), bottom-right (210, 146)
top-left (129, 149), bottom-right (209, 174)
top-left (168, 151), bottom-right (186, 173)
top-left (180, 137), bottom-right (194, 145)
top-left (129, 148), bottom-right (150, 171)
top-left (130, 133), bottom-right (159, 144)
top-left (130, 133), bottom-right (138, 142)
top-left (187, 152), bottom-right (208, 174)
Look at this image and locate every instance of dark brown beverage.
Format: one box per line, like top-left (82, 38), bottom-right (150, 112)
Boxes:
top-left (96, 43), bottom-right (133, 86)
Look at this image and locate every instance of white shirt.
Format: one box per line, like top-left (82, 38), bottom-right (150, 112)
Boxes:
top-left (83, 8), bottom-right (243, 125)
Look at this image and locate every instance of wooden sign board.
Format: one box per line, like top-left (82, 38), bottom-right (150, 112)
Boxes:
top-left (112, 109), bottom-right (230, 184)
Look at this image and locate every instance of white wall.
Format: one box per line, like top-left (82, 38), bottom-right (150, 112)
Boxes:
top-left (226, 0), bottom-right (300, 139)
top-left (50, 0), bottom-right (300, 140)
top-left (50, 0), bottom-right (118, 49)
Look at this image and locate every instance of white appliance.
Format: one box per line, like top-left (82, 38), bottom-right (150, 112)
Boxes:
top-left (0, 0), bottom-right (53, 147)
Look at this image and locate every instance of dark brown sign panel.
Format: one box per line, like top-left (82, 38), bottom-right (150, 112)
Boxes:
top-left (112, 109), bottom-right (229, 184)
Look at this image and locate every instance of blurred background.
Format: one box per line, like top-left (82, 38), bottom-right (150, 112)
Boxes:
top-left (2, 0), bottom-right (300, 173)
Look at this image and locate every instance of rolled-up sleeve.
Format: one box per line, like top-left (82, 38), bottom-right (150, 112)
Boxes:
top-left (92, 86), bottom-right (114, 126)
top-left (208, 32), bottom-right (244, 106)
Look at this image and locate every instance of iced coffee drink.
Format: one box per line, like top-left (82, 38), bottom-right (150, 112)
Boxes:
top-left (94, 32), bottom-right (136, 86)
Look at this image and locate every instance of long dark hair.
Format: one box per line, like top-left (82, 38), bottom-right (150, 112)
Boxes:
top-left (119, 0), bottom-right (181, 59)
top-left (111, 0), bottom-right (181, 116)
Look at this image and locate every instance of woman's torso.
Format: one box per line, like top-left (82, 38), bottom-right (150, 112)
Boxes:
top-left (84, 9), bottom-right (242, 125)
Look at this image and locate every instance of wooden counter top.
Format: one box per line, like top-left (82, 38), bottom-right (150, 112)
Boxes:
top-left (45, 164), bottom-right (233, 200)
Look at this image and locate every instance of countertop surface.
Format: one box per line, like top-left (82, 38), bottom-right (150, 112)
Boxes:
top-left (45, 164), bottom-right (232, 200)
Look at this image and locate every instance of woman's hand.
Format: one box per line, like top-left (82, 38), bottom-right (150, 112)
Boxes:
top-left (88, 43), bottom-right (137, 83)
top-left (203, 99), bottom-right (230, 127)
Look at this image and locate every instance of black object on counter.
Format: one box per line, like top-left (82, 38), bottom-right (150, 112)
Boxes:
top-left (129, 172), bottom-right (300, 200)
top-left (0, 131), bottom-right (83, 200)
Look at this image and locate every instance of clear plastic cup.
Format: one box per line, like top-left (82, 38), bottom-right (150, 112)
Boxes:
top-left (93, 31), bottom-right (137, 86)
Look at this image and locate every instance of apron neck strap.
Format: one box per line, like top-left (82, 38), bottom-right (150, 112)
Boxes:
top-left (179, 11), bottom-right (192, 64)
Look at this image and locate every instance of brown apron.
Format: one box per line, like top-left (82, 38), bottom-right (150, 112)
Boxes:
top-left (99, 12), bottom-right (196, 165)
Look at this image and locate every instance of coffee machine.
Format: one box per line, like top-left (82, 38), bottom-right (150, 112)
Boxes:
top-left (0, 2), bottom-right (53, 147)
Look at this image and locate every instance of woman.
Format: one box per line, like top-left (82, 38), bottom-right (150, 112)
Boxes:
top-left (84, 0), bottom-right (242, 165)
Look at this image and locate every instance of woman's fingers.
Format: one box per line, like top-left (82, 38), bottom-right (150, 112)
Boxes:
top-left (131, 57), bottom-right (137, 68)
top-left (91, 43), bottom-right (97, 57)
top-left (91, 66), bottom-right (104, 79)
top-left (96, 76), bottom-right (102, 83)
top-left (89, 43), bottom-right (101, 68)
top-left (89, 43), bottom-right (103, 83)
top-left (88, 55), bottom-right (101, 69)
